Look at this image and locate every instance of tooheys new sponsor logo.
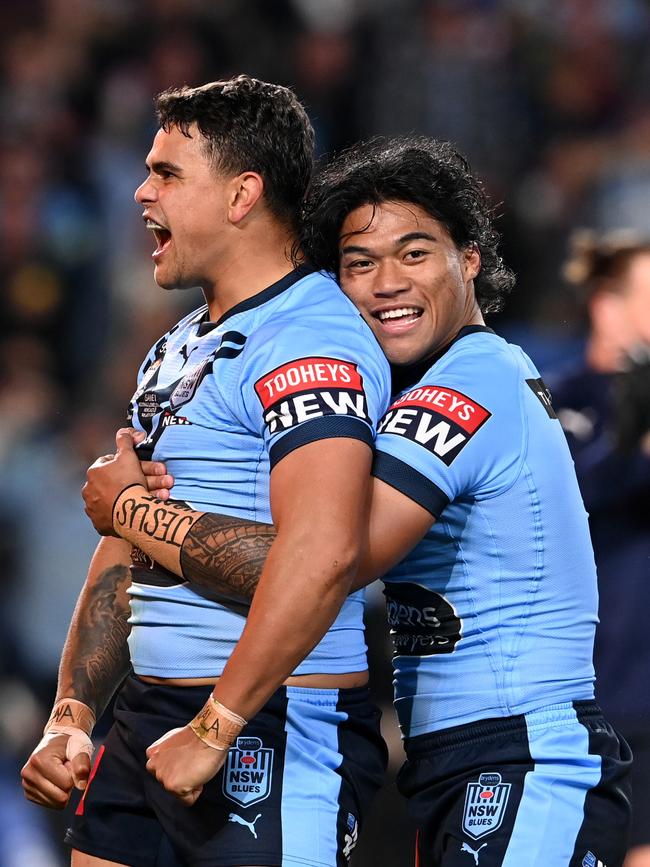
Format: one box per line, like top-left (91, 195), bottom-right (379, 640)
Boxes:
top-left (378, 385), bottom-right (491, 465)
top-left (254, 356), bottom-right (369, 434)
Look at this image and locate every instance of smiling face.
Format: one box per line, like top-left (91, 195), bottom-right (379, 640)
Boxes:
top-left (134, 124), bottom-right (231, 291)
top-left (338, 201), bottom-right (483, 366)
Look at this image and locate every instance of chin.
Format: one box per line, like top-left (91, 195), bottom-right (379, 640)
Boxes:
top-left (154, 269), bottom-right (187, 292)
top-left (380, 342), bottom-right (422, 367)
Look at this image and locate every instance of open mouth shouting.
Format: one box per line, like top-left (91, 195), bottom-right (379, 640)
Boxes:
top-left (145, 218), bottom-right (172, 260)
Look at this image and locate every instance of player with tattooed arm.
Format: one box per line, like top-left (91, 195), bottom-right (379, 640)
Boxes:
top-left (94, 138), bottom-right (633, 867)
top-left (21, 77), bottom-right (390, 867)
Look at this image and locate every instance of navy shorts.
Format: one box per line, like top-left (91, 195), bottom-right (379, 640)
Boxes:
top-left (616, 725), bottom-right (650, 848)
top-left (398, 701), bottom-right (632, 867)
top-left (66, 674), bottom-right (387, 867)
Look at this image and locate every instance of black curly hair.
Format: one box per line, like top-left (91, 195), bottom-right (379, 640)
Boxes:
top-left (300, 136), bottom-right (514, 313)
top-left (155, 75), bottom-right (315, 232)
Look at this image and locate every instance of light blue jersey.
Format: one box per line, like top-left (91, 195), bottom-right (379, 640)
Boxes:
top-left (126, 266), bottom-right (391, 678)
top-left (372, 326), bottom-right (598, 738)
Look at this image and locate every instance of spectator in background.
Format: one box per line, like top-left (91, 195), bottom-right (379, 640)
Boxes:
top-left (549, 230), bottom-right (650, 867)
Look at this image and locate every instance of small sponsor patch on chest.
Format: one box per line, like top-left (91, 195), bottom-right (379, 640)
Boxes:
top-left (384, 582), bottom-right (462, 656)
top-left (378, 385), bottom-right (490, 465)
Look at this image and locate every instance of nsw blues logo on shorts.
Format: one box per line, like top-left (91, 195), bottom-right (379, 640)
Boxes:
top-left (222, 736), bottom-right (274, 808)
top-left (462, 772), bottom-right (511, 840)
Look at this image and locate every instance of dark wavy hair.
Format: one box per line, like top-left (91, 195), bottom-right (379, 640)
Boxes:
top-left (155, 75), bottom-right (315, 232)
top-left (301, 136), bottom-right (514, 313)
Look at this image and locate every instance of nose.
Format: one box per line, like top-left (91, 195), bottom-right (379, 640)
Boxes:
top-left (373, 260), bottom-right (410, 297)
top-left (134, 176), bottom-right (156, 205)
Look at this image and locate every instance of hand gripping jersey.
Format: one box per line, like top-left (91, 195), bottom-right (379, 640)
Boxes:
top-left (372, 326), bottom-right (598, 738)
top-left (126, 266), bottom-right (391, 678)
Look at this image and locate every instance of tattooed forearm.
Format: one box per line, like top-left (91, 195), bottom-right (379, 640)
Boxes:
top-left (57, 563), bottom-right (132, 720)
top-left (112, 488), bottom-right (275, 604)
top-left (114, 493), bottom-right (194, 547)
top-left (180, 514), bottom-right (277, 602)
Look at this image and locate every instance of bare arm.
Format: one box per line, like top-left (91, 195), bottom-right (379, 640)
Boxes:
top-left (94, 437), bottom-right (369, 719)
top-left (179, 514), bottom-right (275, 602)
top-left (84, 435), bottom-right (434, 604)
top-left (180, 479), bottom-right (432, 598)
top-left (84, 431), bottom-right (432, 616)
top-left (21, 535), bottom-right (132, 809)
top-left (138, 436), bottom-right (373, 806)
top-left (56, 535), bottom-right (133, 718)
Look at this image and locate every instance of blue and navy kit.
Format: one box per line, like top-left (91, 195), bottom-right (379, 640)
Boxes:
top-left (67, 267), bottom-right (391, 867)
top-left (373, 325), bottom-right (598, 737)
top-left (67, 675), bottom-right (386, 867)
top-left (125, 265), bottom-right (391, 678)
top-left (372, 326), bottom-right (631, 866)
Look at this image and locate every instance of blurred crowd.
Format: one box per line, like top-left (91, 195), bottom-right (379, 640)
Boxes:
top-left (1, 1), bottom-right (649, 865)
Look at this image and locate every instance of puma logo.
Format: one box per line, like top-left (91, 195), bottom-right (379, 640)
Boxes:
top-left (461, 842), bottom-right (487, 864)
top-left (228, 812), bottom-right (262, 838)
top-left (179, 344), bottom-right (199, 368)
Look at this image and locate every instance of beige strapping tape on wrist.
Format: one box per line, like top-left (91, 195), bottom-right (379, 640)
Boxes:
top-left (189, 695), bottom-right (247, 751)
top-left (44, 699), bottom-right (95, 737)
top-left (44, 699), bottom-right (96, 760)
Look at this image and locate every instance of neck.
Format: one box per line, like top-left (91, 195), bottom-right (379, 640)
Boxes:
top-left (202, 222), bottom-right (299, 321)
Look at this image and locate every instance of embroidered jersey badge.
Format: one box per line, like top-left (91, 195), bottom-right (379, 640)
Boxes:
top-left (222, 736), bottom-right (274, 807)
top-left (169, 357), bottom-right (211, 410)
top-left (462, 772), bottom-right (511, 840)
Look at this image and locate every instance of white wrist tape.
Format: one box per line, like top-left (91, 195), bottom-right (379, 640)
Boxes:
top-left (42, 726), bottom-right (94, 760)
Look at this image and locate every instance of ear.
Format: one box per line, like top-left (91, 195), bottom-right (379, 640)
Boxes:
top-left (227, 172), bottom-right (264, 224)
top-left (463, 244), bottom-right (481, 282)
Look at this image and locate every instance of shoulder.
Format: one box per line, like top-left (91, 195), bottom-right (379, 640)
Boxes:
top-left (428, 331), bottom-right (529, 413)
top-left (246, 273), bottom-right (388, 374)
top-left (258, 270), bottom-right (377, 336)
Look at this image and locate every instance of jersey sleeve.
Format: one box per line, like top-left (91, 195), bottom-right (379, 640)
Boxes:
top-left (234, 321), bottom-right (391, 468)
top-left (372, 366), bottom-right (525, 518)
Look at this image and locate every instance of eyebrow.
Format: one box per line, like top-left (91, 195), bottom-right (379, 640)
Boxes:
top-left (340, 231), bottom-right (437, 255)
top-left (146, 160), bottom-right (183, 175)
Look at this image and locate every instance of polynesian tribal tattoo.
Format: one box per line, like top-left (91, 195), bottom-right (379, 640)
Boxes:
top-left (59, 564), bottom-right (131, 718)
top-left (114, 489), bottom-right (276, 602)
top-left (180, 513), bottom-right (276, 602)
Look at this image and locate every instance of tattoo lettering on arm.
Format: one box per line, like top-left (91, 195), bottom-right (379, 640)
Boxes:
top-left (180, 514), bottom-right (276, 602)
top-left (57, 564), bottom-right (132, 720)
top-left (114, 494), bottom-right (194, 547)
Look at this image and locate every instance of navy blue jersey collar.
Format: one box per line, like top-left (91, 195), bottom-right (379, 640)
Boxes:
top-left (197, 263), bottom-right (315, 335)
top-left (390, 324), bottom-right (496, 395)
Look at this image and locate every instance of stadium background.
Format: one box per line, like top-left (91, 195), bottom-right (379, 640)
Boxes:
top-left (1, 0), bottom-right (649, 864)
